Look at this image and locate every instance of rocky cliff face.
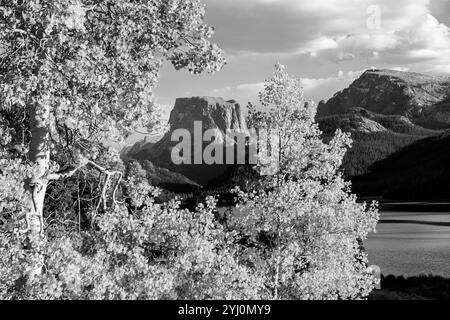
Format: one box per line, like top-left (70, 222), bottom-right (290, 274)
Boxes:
top-left (167, 97), bottom-right (246, 133)
top-left (317, 69), bottom-right (450, 129)
top-left (127, 97), bottom-right (248, 185)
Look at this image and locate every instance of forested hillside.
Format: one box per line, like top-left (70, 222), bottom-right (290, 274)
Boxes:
top-left (352, 131), bottom-right (450, 200)
top-left (317, 108), bottom-right (441, 178)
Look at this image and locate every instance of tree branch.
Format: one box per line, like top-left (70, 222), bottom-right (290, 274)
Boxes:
top-left (45, 159), bottom-right (123, 228)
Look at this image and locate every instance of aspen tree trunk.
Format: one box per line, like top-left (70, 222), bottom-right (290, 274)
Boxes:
top-left (274, 252), bottom-right (280, 299)
top-left (24, 102), bottom-right (50, 282)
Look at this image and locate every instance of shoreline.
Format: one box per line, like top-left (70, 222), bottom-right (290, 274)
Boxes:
top-left (357, 199), bottom-right (450, 212)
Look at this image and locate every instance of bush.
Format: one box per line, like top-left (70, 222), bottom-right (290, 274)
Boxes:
top-left (0, 178), bottom-right (263, 300)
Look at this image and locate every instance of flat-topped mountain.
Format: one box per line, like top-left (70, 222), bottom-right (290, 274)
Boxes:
top-left (317, 69), bottom-right (450, 129)
top-left (127, 96), bottom-right (248, 185)
top-left (165, 96), bottom-right (246, 133)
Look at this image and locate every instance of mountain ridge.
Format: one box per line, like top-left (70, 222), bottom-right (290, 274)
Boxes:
top-left (317, 69), bottom-right (450, 129)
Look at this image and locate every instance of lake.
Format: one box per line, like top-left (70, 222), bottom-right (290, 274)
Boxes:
top-left (365, 210), bottom-right (450, 278)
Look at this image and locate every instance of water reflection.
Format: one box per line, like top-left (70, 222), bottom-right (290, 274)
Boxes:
top-left (366, 211), bottom-right (450, 277)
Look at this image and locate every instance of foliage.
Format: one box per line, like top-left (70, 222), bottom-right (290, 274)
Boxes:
top-left (0, 0), bottom-right (225, 148)
top-left (0, 178), bottom-right (263, 300)
top-left (0, 9), bottom-right (381, 298)
top-left (228, 64), bottom-right (380, 299)
top-left (0, 64), bottom-right (382, 300)
top-left (0, 0), bottom-right (226, 285)
top-left (0, 121), bottom-right (30, 228)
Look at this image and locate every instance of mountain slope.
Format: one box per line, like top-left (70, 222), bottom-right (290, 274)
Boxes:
top-left (316, 69), bottom-right (448, 178)
top-left (352, 131), bottom-right (450, 200)
top-left (121, 156), bottom-right (201, 191)
top-left (318, 107), bottom-right (441, 177)
top-left (317, 69), bottom-right (450, 129)
top-left (319, 107), bottom-right (441, 136)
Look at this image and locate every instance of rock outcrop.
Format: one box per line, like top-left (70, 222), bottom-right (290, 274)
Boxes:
top-left (166, 97), bottom-right (246, 133)
top-left (317, 69), bottom-right (450, 129)
top-left (127, 97), bottom-right (248, 185)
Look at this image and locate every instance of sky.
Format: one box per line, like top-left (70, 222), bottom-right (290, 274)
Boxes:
top-left (152, 0), bottom-right (450, 120)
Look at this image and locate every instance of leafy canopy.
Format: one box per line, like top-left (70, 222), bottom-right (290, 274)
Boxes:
top-left (231, 64), bottom-right (380, 299)
top-left (0, 0), bottom-right (225, 153)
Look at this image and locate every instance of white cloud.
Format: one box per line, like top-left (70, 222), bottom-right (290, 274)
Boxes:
top-left (301, 70), bottom-right (363, 101)
top-left (311, 11), bottom-right (450, 70)
top-left (390, 66), bottom-right (411, 72)
top-left (155, 0), bottom-right (450, 110)
top-left (295, 37), bottom-right (339, 55)
top-left (206, 0), bottom-right (450, 74)
top-left (207, 70), bottom-right (363, 105)
top-left (208, 82), bottom-right (265, 105)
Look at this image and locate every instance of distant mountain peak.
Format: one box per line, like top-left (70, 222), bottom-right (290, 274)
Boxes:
top-left (169, 96), bottom-right (247, 133)
top-left (124, 96), bottom-right (248, 186)
top-left (317, 69), bottom-right (450, 129)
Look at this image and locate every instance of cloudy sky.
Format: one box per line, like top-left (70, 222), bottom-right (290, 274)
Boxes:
top-left (154, 0), bottom-right (450, 117)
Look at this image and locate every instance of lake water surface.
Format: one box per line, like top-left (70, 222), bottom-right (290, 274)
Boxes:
top-left (365, 211), bottom-right (450, 277)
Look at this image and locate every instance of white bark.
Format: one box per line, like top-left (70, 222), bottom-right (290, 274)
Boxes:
top-left (23, 103), bottom-right (122, 282)
top-left (24, 102), bottom-right (50, 282)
